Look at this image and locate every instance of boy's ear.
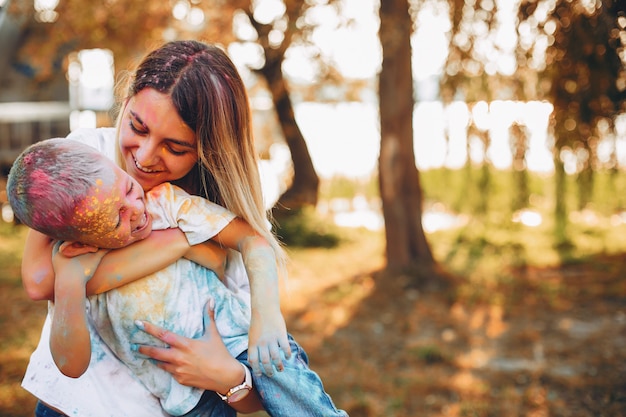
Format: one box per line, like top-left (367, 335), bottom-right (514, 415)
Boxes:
top-left (58, 241), bottom-right (99, 258)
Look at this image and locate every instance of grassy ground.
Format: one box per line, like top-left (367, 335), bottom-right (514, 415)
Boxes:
top-left (1, 217), bottom-right (625, 417)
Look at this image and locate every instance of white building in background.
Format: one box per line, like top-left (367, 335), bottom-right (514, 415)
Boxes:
top-left (68, 48), bottom-right (115, 129)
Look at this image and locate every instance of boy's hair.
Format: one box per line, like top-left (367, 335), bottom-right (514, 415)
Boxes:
top-left (7, 138), bottom-right (108, 241)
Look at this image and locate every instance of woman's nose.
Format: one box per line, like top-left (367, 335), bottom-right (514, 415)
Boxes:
top-left (135, 138), bottom-right (159, 167)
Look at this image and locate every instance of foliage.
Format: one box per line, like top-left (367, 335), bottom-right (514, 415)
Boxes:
top-left (273, 206), bottom-right (341, 248)
top-left (320, 175), bottom-right (379, 201)
top-left (7, 0), bottom-right (244, 82)
top-left (421, 165), bottom-right (626, 220)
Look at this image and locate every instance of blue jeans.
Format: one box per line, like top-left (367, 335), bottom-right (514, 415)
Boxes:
top-left (182, 391), bottom-right (236, 417)
top-left (186, 335), bottom-right (347, 417)
top-left (241, 335), bottom-right (347, 417)
top-left (35, 402), bottom-right (65, 417)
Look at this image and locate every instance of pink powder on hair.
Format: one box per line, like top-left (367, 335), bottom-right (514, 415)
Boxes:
top-left (28, 169), bottom-right (72, 230)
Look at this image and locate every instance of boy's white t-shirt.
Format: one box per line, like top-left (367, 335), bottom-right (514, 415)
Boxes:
top-left (91, 182), bottom-right (251, 415)
top-left (21, 128), bottom-right (251, 417)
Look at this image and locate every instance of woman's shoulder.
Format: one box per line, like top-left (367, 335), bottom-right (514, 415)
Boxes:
top-left (66, 127), bottom-right (117, 158)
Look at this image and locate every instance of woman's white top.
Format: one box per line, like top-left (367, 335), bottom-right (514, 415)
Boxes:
top-left (21, 128), bottom-right (251, 417)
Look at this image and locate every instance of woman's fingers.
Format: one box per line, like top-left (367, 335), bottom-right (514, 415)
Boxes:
top-left (135, 319), bottom-right (186, 349)
top-left (199, 297), bottom-right (218, 342)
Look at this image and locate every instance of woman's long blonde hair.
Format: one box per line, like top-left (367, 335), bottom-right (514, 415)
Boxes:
top-left (115, 40), bottom-right (286, 266)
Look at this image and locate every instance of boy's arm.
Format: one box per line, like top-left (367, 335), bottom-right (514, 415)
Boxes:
top-left (22, 228), bottom-right (194, 300)
top-left (213, 218), bottom-right (290, 377)
top-left (86, 228), bottom-right (192, 294)
top-left (48, 244), bottom-right (104, 378)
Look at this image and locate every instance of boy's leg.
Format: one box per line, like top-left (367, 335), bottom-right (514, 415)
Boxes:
top-left (238, 335), bottom-right (348, 417)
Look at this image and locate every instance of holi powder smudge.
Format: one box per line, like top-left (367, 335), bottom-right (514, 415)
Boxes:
top-left (29, 168), bottom-right (73, 231)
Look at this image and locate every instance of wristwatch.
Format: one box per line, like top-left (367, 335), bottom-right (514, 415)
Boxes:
top-left (217, 363), bottom-right (253, 404)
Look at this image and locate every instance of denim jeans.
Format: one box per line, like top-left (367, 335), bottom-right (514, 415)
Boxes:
top-left (35, 402), bottom-right (65, 417)
top-left (240, 335), bottom-right (348, 417)
top-left (182, 390), bottom-right (236, 417)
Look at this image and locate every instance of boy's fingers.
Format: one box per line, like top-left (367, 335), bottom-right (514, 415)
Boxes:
top-left (248, 347), bottom-right (262, 376)
top-left (280, 336), bottom-right (292, 360)
top-left (259, 347), bottom-right (274, 377)
top-left (269, 344), bottom-right (284, 372)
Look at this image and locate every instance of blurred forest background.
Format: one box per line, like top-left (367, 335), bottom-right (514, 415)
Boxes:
top-left (1, 0), bottom-right (626, 416)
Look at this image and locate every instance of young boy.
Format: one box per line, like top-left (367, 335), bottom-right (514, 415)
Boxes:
top-left (7, 138), bottom-right (347, 417)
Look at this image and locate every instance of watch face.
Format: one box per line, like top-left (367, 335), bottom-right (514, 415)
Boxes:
top-left (228, 387), bottom-right (251, 403)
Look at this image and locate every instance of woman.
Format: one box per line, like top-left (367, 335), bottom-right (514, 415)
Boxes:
top-left (21, 41), bottom-right (346, 417)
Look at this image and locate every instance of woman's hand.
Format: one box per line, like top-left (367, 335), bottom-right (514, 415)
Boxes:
top-left (135, 299), bottom-right (264, 413)
top-left (87, 228), bottom-right (190, 295)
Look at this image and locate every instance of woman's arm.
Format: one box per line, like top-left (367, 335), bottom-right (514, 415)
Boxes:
top-left (21, 229), bottom-right (56, 301)
top-left (136, 301), bottom-right (264, 414)
top-left (89, 230), bottom-right (229, 293)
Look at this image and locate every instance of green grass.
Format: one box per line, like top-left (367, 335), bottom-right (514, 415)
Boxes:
top-left (318, 166), bottom-right (626, 307)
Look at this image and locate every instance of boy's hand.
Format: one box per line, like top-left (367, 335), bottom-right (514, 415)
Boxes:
top-left (247, 307), bottom-right (291, 377)
top-left (52, 242), bottom-right (108, 284)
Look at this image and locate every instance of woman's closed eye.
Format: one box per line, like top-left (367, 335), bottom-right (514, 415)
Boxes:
top-left (165, 144), bottom-right (189, 156)
top-left (129, 119), bottom-right (147, 135)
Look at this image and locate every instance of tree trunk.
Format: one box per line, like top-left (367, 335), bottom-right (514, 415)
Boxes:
top-left (510, 123), bottom-right (529, 212)
top-left (241, 4), bottom-right (320, 213)
top-left (553, 156), bottom-right (569, 248)
top-left (378, 0), bottom-right (434, 274)
top-left (256, 39), bottom-right (319, 212)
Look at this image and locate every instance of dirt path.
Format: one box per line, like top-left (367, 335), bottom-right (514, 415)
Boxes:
top-left (281, 253), bottom-right (626, 416)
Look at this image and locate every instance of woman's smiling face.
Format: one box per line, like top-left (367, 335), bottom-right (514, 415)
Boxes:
top-left (118, 88), bottom-right (198, 192)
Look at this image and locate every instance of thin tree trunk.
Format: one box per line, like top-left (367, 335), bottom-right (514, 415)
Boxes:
top-left (258, 55), bottom-right (319, 210)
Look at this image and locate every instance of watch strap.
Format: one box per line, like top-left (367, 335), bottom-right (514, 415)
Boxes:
top-left (217, 363), bottom-right (253, 403)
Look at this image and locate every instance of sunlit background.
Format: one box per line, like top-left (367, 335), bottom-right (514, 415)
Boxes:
top-left (1, 0), bottom-right (625, 232)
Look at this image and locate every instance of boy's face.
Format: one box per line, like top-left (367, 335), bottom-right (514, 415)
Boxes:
top-left (73, 155), bottom-right (153, 249)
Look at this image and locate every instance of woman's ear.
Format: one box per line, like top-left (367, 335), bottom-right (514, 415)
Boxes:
top-left (58, 241), bottom-right (99, 258)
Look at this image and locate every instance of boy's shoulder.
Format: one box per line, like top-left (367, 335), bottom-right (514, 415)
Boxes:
top-left (147, 183), bottom-right (188, 199)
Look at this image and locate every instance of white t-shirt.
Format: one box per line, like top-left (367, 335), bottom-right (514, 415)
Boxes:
top-left (90, 182), bottom-right (251, 415)
top-left (22, 128), bottom-right (251, 417)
